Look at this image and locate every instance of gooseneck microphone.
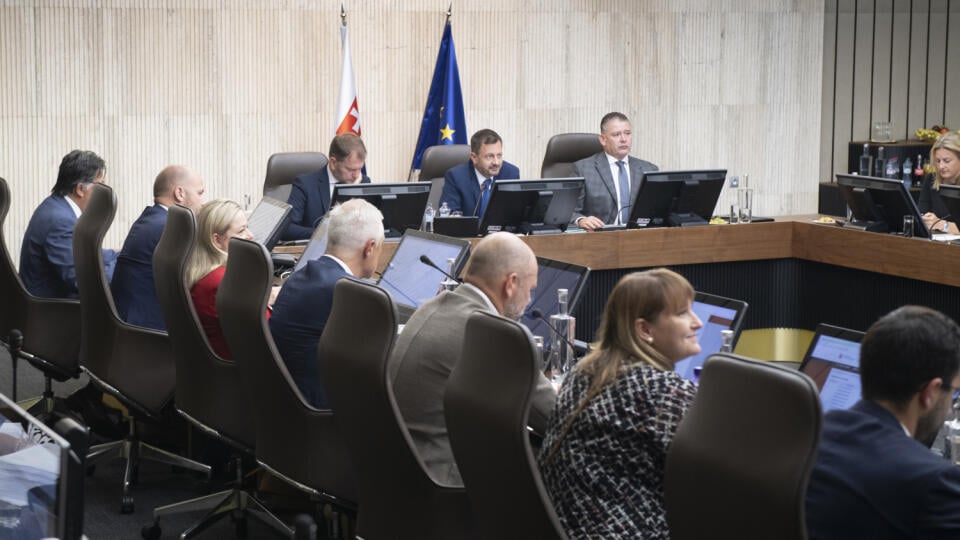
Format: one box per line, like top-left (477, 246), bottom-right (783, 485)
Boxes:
top-left (530, 309), bottom-right (586, 354)
top-left (419, 254), bottom-right (462, 284)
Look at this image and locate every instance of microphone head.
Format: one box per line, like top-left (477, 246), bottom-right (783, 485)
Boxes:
top-left (8, 329), bottom-right (23, 346)
top-left (419, 254), bottom-right (431, 264)
top-left (530, 309), bottom-right (544, 319)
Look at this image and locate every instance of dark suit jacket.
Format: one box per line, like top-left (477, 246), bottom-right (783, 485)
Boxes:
top-left (282, 168), bottom-right (371, 240)
top-left (572, 152), bottom-right (658, 225)
top-left (19, 195), bottom-right (117, 299)
top-left (439, 160), bottom-right (521, 216)
top-left (805, 400), bottom-right (960, 539)
top-left (389, 283), bottom-right (556, 486)
top-left (268, 255), bottom-right (348, 408)
top-left (111, 204), bottom-right (167, 330)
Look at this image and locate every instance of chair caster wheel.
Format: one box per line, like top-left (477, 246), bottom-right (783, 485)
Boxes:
top-left (121, 494), bottom-right (135, 514)
top-left (141, 523), bottom-right (161, 540)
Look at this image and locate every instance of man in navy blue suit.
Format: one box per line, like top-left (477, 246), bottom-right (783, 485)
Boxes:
top-left (805, 305), bottom-right (960, 539)
top-left (20, 150), bottom-right (118, 299)
top-left (269, 198), bottom-right (384, 408)
top-left (281, 133), bottom-right (372, 241)
top-left (111, 165), bottom-right (206, 330)
top-left (438, 129), bottom-right (521, 217)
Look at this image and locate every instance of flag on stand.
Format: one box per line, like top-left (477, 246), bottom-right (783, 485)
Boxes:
top-left (335, 15), bottom-right (361, 136)
top-left (410, 18), bottom-right (467, 172)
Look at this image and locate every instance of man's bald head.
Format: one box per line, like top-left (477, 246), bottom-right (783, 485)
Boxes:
top-left (464, 232), bottom-right (538, 320)
top-left (154, 165), bottom-right (205, 212)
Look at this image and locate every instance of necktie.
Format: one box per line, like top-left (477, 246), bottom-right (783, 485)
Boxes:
top-left (617, 160), bottom-right (630, 224)
top-left (479, 178), bottom-right (493, 217)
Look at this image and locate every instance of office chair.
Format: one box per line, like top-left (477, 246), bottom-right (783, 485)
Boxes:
top-left (217, 238), bottom-right (357, 535)
top-left (73, 183), bottom-right (209, 514)
top-left (540, 133), bottom-right (602, 178)
top-left (262, 152), bottom-right (328, 202)
top-left (0, 177), bottom-right (82, 417)
top-left (419, 144), bottom-right (471, 210)
top-left (445, 311), bottom-right (568, 539)
top-left (664, 353), bottom-right (822, 540)
top-left (318, 278), bottom-right (474, 539)
top-left (144, 205), bottom-right (288, 539)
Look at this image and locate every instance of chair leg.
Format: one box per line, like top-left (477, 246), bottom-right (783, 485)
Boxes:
top-left (139, 441), bottom-right (211, 477)
top-left (177, 488), bottom-right (241, 539)
top-left (240, 491), bottom-right (294, 538)
top-left (153, 489), bottom-right (234, 520)
top-left (86, 439), bottom-right (126, 465)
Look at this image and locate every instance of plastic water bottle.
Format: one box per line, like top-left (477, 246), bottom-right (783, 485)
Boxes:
top-left (438, 201), bottom-right (451, 217)
top-left (440, 257), bottom-right (458, 292)
top-left (720, 329), bottom-right (735, 353)
top-left (903, 157), bottom-right (913, 189)
top-left (422, 202), bottom-right (435, 233)
top-left (548, 288), bottom-right (576, 385)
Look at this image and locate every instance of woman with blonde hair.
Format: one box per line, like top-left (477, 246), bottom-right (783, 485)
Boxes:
top-left (187, 199), bottom-right (255, 360)
top-left (920, 131), bottom-right (960, 234)
top-left (539, 268), bottom-right (703, 539)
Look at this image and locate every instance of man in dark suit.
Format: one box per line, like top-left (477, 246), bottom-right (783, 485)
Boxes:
top-left (269, 198), bottom-right (384, 408)
top-left (572, 112), bottom-right (658, 230)
top-left (439, 129), bottom-right (521, 217)
top-left (281, 133), bottom-right (372, 240)
top-left (20, 150), bottom-right (118, 299)
top-left (111, 165), bottom-right (206, 331)
top-left (389, 232), bottom-right (556, 486)
top-left (805, 305), bottom-right (960, 539)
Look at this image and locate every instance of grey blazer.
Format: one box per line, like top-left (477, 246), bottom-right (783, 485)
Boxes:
top-left (389, 283), bottom-right (557, 486)
top-left (571, 152), bottom-right (659, 225)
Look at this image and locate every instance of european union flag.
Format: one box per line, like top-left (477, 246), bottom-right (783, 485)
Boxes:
top-left (411, 20), bottom-right (467, 171)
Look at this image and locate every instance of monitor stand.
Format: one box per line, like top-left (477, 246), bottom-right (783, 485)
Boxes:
top-left (668, 213), bottom-right (709, 227)
top-left (843, 220), bottom-right (889, 233)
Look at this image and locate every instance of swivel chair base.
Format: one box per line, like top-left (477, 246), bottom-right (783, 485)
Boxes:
top-left (87, 418), bottom-right (211, 514)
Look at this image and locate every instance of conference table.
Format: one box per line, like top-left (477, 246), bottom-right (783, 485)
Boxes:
top-left (283, 216), bottom-right (960, 342)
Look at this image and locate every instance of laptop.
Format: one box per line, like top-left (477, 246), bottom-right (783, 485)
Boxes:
top-left (247, 197), bottom-right (293, 251)
top-left (376, 230), bottom-right (471, 322)
top-left (291, 217), bottom-right (331, 273)
top-left (520, 257), bottom-right (591, 353)
top-left (797, 323), bottom-right (865, 413)
top-left (675, 292), bottom-right (749, 381)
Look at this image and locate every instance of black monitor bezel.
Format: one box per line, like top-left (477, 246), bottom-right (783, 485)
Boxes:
top-left (798, 323), bottom-right (866, 371)
top-left (835, 173), bottom-right (930, 238)
top-left (520, 256), bottom-right (591, 351)
top-left (477, 177), bottom-right (584, 235)
top-left (248, 197), bottom-right (293, 251)
top-left (625, 169), bottom-right (727, 228)
top-left (934, 184), bottom-right (960, 226)
top-left (331, 182), bottom-right (432, 236)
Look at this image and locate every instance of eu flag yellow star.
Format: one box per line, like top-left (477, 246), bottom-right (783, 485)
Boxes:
top-left (440, 124), bottom-right (456, 142)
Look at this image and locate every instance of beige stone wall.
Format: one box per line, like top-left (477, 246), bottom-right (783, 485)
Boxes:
top-left (0, 1), bottom-right (824, 261)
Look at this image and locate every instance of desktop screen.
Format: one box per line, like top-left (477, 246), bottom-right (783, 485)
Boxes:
top-left (377, 231), bottom-right (470, 310)
top-left (799, 328), bottom-right (863, 413)
top-left (674, 295), bottom-right (746, 380)
top-left (520, 257), bottom-right (590, 351)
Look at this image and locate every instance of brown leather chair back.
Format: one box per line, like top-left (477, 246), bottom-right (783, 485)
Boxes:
top-left (263, 152), bottom-right (328, 202)
top-left (0, 178), bottom-right (80, 380)
top-left (665, 353), bottom-right (822, 540)
top-left (445, 311), bottom-right (568, 539)
top-left (218, 238), bottom-right (356, 503)
top-left (318, 278), bottom-right (472, 539)
top-left (152, 204), bottom-right (253, 447)
top-left (74, 183), bottom-right (174, 416)
top-left (540, 133), bottom-right (602, 178)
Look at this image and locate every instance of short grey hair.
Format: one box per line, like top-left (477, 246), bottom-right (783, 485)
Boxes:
top-left (327, 198), bottom-right (384, 253)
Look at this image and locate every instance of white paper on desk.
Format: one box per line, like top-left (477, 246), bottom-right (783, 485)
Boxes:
top-left (0, 445), bottom-right (60, 506)
top-left (930, 234), bottom-right (960, 242)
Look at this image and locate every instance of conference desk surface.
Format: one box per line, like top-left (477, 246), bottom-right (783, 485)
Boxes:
top-left (297, 217), bottom-right (955, 288)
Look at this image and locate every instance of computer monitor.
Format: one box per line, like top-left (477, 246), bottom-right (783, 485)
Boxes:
top-left (247, 197), bottom-right (293, 251)
top-left (520, 257), bottom-right (591, 353)
top-left (835, 173), bottom-right (930, 238)
top-left (376, 230), bottom-right (471, 321)
top-left (625, 169), bottom-right (727, 228)
top-left (797, 323), bottom-right (865, 413)
top-left (933, 184), bottom-right (960, 226)
top-left (292, 216), bottom-right (330, 273)
top-left (0, 393), bottom-right (87, 540)
top-left (332, 182), bottom-right (432, 238)
top-left (674, 291), bottom-right (748, 381)
top-left (478, 178), bottom-right (584, 236)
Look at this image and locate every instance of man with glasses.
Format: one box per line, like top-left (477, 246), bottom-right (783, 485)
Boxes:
top-left (20, 150), bottom-right (117, 299)
top-left (805, 305), bottom-right (960, 539)
top-left (439, 129), bottom-right (520, 217)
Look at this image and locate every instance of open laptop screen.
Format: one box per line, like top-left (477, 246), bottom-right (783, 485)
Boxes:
top-left (247, 197), bottom-right (293, 251)
top-left (377, 230), bottom-right (470, 315)
top-left (521, 257), bottom-right (591, 351)
top-left (675, 292), bottom-right (748, 381)
top-left (292, 217), bottom-right (331, 273)
top-left (798, 323), bottom-right (865, 413)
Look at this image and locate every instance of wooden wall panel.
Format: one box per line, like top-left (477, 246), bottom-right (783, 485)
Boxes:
top-left (1, 1), bottom-right (825, 265)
